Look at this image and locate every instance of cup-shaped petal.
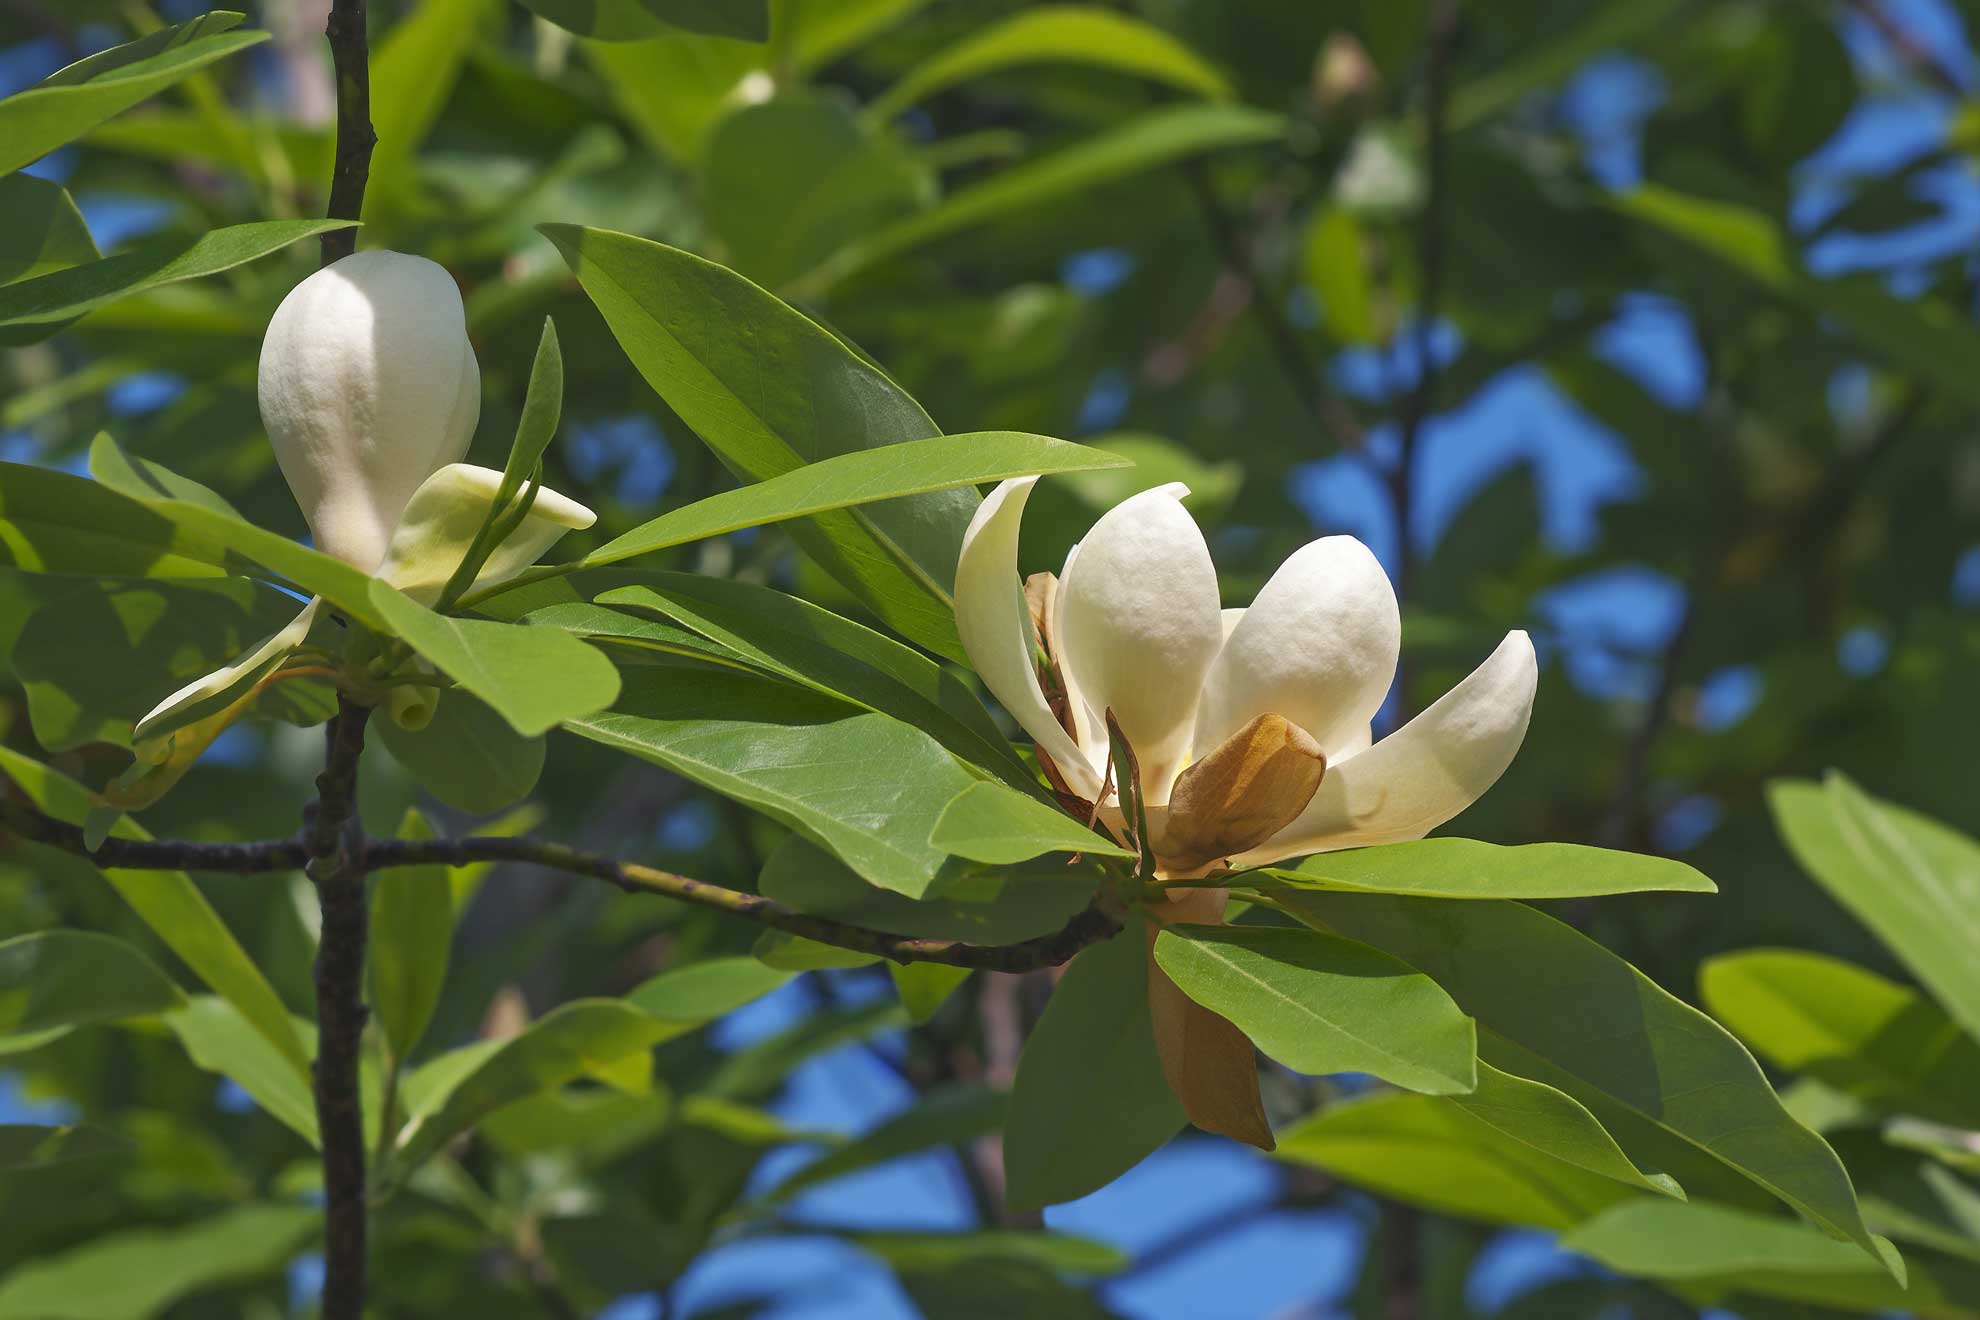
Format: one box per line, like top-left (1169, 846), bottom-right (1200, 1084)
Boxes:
top-left (1192, 535), bottom-right (1398, 763)
top-left (1230, 630), bottom-right (1536, 868)
top-left (954, 478), bottom-right (1100, 799)
top-left (259, 251), bottom-right (481, 572)
top-left (1056, 484), bottom-right (1223, 801)
top-left (375, 463), bottom-right (595, 606)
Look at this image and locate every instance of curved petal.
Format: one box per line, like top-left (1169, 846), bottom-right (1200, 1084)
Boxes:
top-left (376, 463), bottom-right (595, 606)
top-left (134, 598), bottom-right (322, 745)
top-left (1231, 631), bottom-right (1536, 868)
top-left (954, 478), bottom-right (1100, 799)
top-left (1056, 484), bottom-right (1222, 802)
top-left (1192, 535), bottom-right (1398, 763)
top-left (1051, 540), bottom-right (1098, 766)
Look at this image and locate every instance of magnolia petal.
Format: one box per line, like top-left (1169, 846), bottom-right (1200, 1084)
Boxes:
top-left (134, 598), bottom-right (322, 746)
top-left (1231, 631), bottom-right (1537, 868)
top-left (376, 463), bottom-right (595, 606)
top-left (1192, 535), bottom-right (1398, 763)
top-left (953, 478), bottom-right (1099, 799)
top-left (1057, 484), bottom-right (1222, 802)
top-left (1051, 541), bottom-right (1100, 774)
top-left (1219, 607), bottom-right (1245, 642)
top-left (1145, 888), bottom-right (1274, 1150)
top-left (1158, 713), bottom-right (1325, 875)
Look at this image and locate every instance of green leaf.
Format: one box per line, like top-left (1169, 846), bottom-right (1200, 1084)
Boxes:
top-left (0, 175), bottom-right (99, 285)
top-left (892, 961), bottom-right (971, 1023)
top-left (798, 104), bottom-right (1286, 293)
top-left (868, 6), bottom-right (1231, 122)
top-left (1454, 1061), bottom-right (1685, 1199)
top-left (1702, 949), bottom-right (1980, 1129)
top-left (595, 572), bottom-right (1030, 784)
top-left (364, 0), bottom-right (492, 205)
top-left (1770, 775), bottom-right (1980, 1044)
top-left (856, 1229), bottom-right (1127, 1276)
top-left (0, 747), bottom-right (310, 1078)
top-left (1273, 892), bottom-right (1884, 1260)
top-left (1275, 1091), bottom-right (1645, 1231)
top-left (626, 956), bottom-right (796, 1031)
top-left (759, 836), bottom-right (1100, 945)
top-left (1561, 1200), bottom-right (1908, 1292)
top-left (496, 317), bottom-right (564, 507)
top-left (567, 668), bottom-right (985, 897)
top-left (929, 781), bottom-right (1135, 864)
top-left (894, 1257), bottom-right (1118, 1319)
top-left (0, 461), bottom-right (231, 580)
top-left (511, 597), bottom-right (750, 669)
top-left (0, 1124), bottom-right (130, 1172)
top-left (1151, 924), bottom-right (1477, 1095)
top-left (1303, 206), bottom-right (1377, 344)
top-left (1252, 838), bottom-right (1716, 900)
top-left (0, 931), bottom-right (184, 1047)
top-left (752, 928), bottom-right (878, 971)
top-left (0, 220), bottom-right (353, 340)
top-left (709, 998), bottom-right (907, 1099)
top-left (0, 1203), bottom-right (318, 1320)
top-left (87, 432), bottom-right (239, 518)
top-left (703, 92), bottom-right (930, 289)
top-left (394, 1000), bottom-right (671, 1170)
top-left (1005, 919), bottom-right (1183, 1210)
top-left (0, 14), bottom-right (265, 177)
top-left (567, 430), bottom-right (1123, 577)
top-left (375, 690), bottom-right (546, 814)
top-left (542, 224), bottom-right (1118, 658)
top-left (368, 810), bottom-right (455, 1062)
top-left (583, 32), bottom-right (763, 164)
top-left (369, 582), bottom-right (621, 736)
top-left (520, 0), bottom-right (767, 39)
top-left (751, 1084), bottom-right (1004, 1211)
top-left (161, 996), bottom-right (318, 1146)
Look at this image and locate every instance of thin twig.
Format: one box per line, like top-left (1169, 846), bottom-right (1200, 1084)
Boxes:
top-left (320, 0), bottom-right (372, 265)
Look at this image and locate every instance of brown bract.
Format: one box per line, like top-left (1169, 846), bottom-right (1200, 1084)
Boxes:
top-left (1145, 886), bottom-right (1275, 1150)
top-left (1157, 713), bottom-right (1326, 876)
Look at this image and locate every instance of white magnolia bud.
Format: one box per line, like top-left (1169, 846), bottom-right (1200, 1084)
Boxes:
top-left (258, 250), bottom-right (481, 572)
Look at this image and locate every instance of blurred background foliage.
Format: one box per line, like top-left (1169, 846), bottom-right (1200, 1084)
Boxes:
top-left (1, 0), bottom-right (1978, 1316)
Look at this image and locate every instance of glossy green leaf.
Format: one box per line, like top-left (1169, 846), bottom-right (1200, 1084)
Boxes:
top-left (0, 220), bottom-right (351, 340)
top-left (512, 597), bottom-right (750, 669)
top-left (1454, 1061), bottom-right (1684, 1199)
top-left (0, 931), bottom-right (184, 1046)
top-left (0, 748), bottom-right (309, 1077)
top-left (0, 461), bottom-right (231, 580)
top-left (891, 961), bottom-right (971, 1023)
top-left (1770, 775), bottom-right (1980, 1043)
top-left (1151, 923), bottom-right (1477, 1095)
top-left (480, 1085), bottom-right (672, 1163)
top-left (161, 996), bottom-right (318, 1145)
top-left (0, 1203), bottom-right (317, 1320)
top-left (1253, 837), bottom-right (1716, 900)
top-left (1276, 891), bottom-right (1883, 1258)
top-left (928, 781), bottom-right (1134, 863)
top-left (1275, 1091), bottom-right (1640, 1231)
top-left (752, 929), bottom-right (878, 971)
top-left (395, 1000), bottom-right (671, 1169)
top-left (868, 6), bottom-right (1230, 121)
top-left (800, 104), bottom-right (1286, 292)
top-left (703, 92), bottom-right (930, 288)
top-left (369, 811), bottom-right (454, 1062)
top-left (369, 582), bottom-right (621, 736)
top-left (595, 572), bottom-right (1029, 783)
top-left (1005, 919), bottom-right (1183, 1210)
top-left (87, 433), bottom-right (239, 518)
top-left (1561, 1199), bottom-right (1907, 1290)
top-left (374, 690), bottom-right (546, 814)
top-left (0, 175), bottom-right (99, 285)
top-left (1702, 949), bottom-right (1980, 1128)
top-left (566, 668), bottom-right (984, 897)
top-left (0, 14), bottom-right (264, 177)
top-left (751, 1084), bottom-right (1004, 1210)
top-left (626, 956), bottom-right (795, 1029)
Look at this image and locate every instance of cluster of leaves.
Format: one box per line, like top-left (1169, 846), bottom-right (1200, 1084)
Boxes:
top-left (0, 0), bottom-right (1977, 1317)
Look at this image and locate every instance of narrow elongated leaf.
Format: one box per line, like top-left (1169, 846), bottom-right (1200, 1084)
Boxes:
top-left (1005, 919), bottom-right (1183, 1210)
top-left (1151, 924), bottom-right (1476, 1095)
top-left (0, 220), bottom-right (353, 338)
top-left (495, 318), bottom-right (564, 506)
top-left (752, 1085), bottom-right (1005, 1210)
top-left (161, 997), bottom-right (318, 1145)
top-left (1276, 891), bottom-right (1884, 1259)
top-left (596, 572), bottom-right (1030, 783)
top-left (369, 811), bottom-right (454, 1062)
top-left (543, 224), bottom-right (1041, 658)
top-left (567, 668), bottom-right (984, 897)
top-left (395, 1000), bottom-right (671, 1169)
top-left (0, 931), bottom-right (184, 1045)
top-left (1770, 775), bottom-right (1980, 1043)
top-left (1255, 837), bottom-right (1715, 899)
top-left (1703, 949), bottom-right (1980, 1128)
top-left (0, 16), bottom-right (265, 177)
top-left (1454, 1061), bottom-right (1684, 1199)
top-left (868, 6), bottom-right (1230, 121)
top-left (0, 748), bottom-right (309, 1077)
top-left (858, 1230), bottom-right (1126, 1275)
top-left (370, 582), bottom-right (621, 736)
top-left (0, 175), bottom-right (99, 285)
top-left (0, 1203), bottom-right (317, 1320)
top-left (801, 104), bottom-right (1286, 292)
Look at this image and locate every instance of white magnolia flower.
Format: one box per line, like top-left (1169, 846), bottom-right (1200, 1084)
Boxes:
top-left (955, 477), bottom-right (1536, 876)
top-left (124, 251), bottom-right (595, 798)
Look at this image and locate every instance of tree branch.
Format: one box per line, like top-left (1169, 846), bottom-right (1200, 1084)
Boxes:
top-left (320, 0), bottom-right (372, 265)
top-left (308, 697), bottom-right (372, 1320)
